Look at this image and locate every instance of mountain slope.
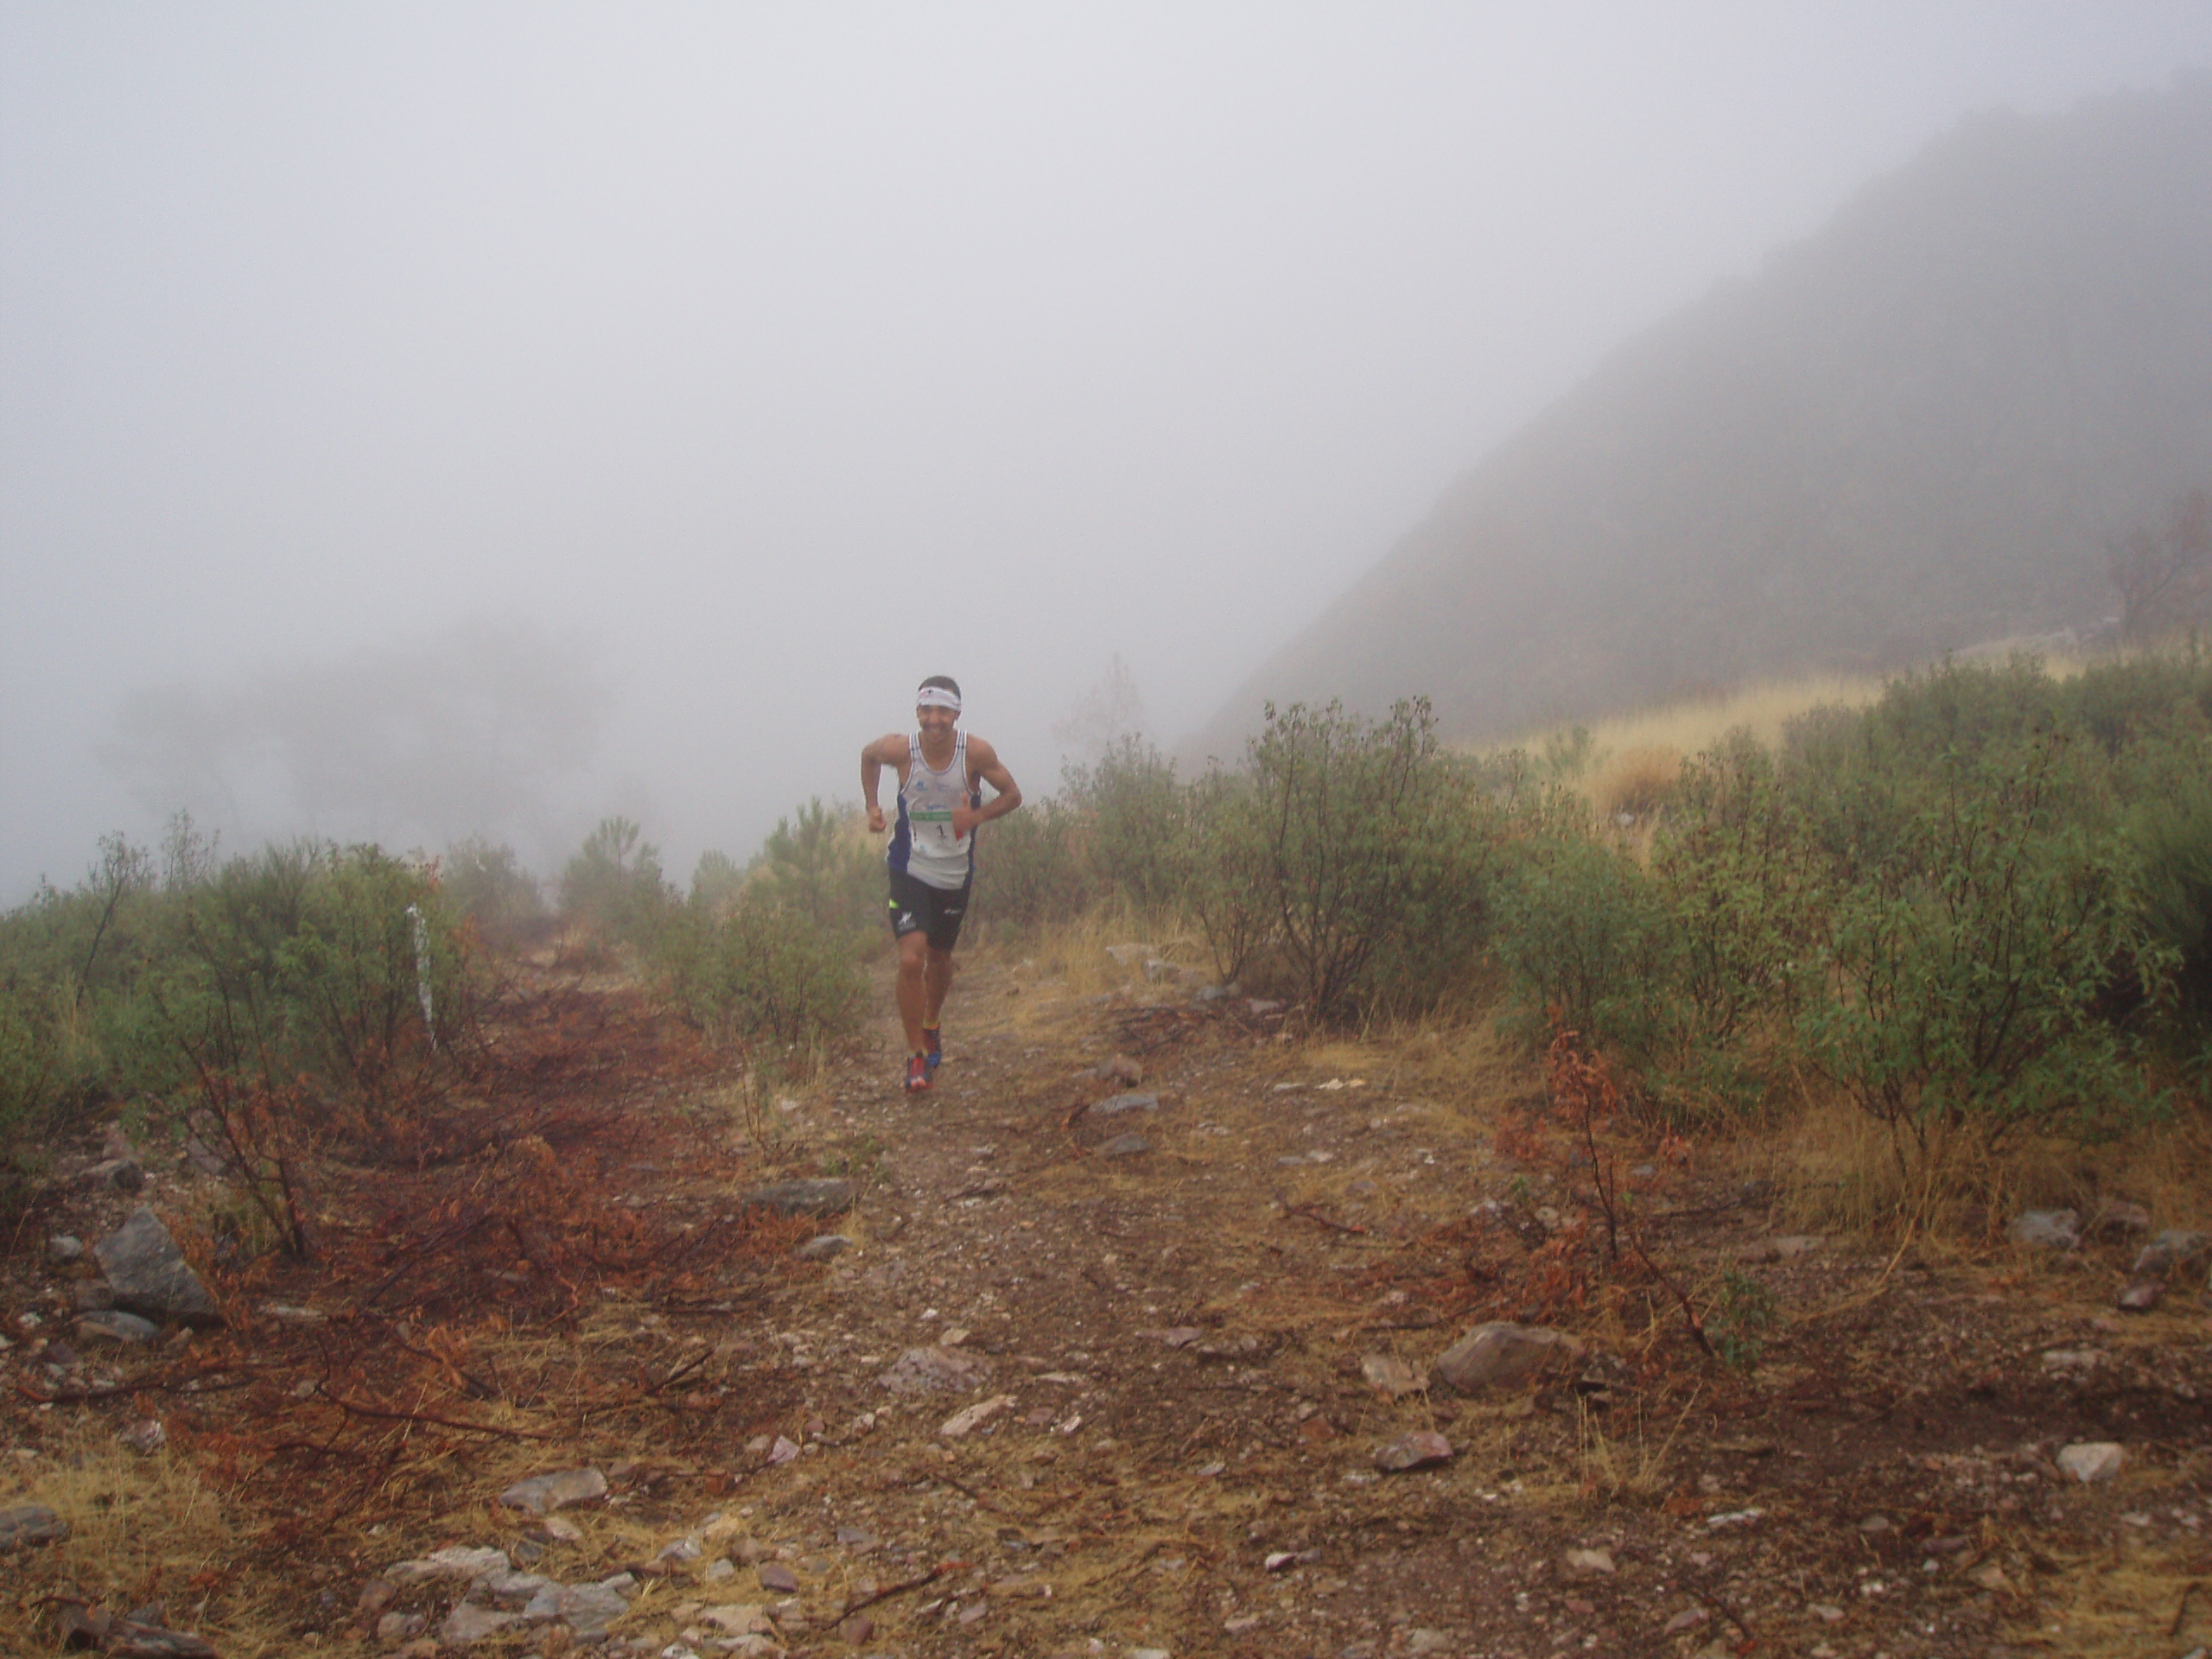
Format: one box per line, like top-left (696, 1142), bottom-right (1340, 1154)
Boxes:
top-left (1191, 78), bottom-right (2212, 758)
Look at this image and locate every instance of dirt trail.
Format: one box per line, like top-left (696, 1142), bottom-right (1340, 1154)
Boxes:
top-left (715, 954), bottom-right (2212, 1657)
top-left (3, 949), bottom-right (2209, 1659)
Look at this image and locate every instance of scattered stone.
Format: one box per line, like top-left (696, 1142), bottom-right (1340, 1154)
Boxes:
top-left (499, 1467), bottom-right (608, 1515)
top-left (1094, 1091), bottom-right (1160, 1115)
top-left (118, 1419), bottom-right (167, 1455)
top-left (2056, 1441), bottom-right (2126, 1484)
top-left (2117, 1278), bottom-right (2164, 1313)
top-left (1663, 1607), bottom-right (1709, 1634)
top-left (257, 1302), bottom-right (327, 1324)
top-left (2008, 1210), bottom-right (2080, 1250)
top-left (658, 1536), bottom-right (702, 1563)
top-left (376, 1611), bottom-right (427, 1641)
top-left (756, 1561), bottom-right (800, 1594)
top-left (838, 1614), bottom-right (876, 1643)
top-left (1102, 1132), bottom-right (1152, 1158)
top-left (766, 1435), bottom-right (799, 1465)
top-left (2091, 1200), bottom-right (2153, 1236)
top-left (0, 1503), bottom-right (67, 1549)
top-left (1562, 1547), bottom-right (1616, 1578)
top-left (1102, 1054), bottom-right (1144, 1084)
top-left (92, 1208), bottom-right (220, 1326)
top-left (878, 1345), bottom-right (989, 1395)
top-left (739, 1178), bottom-right (857, 1219)
top-left (521, 1580), bottom-right (630, 1637)
top-left (2133, 1230), bottom-right (2210, 1276)
top-left (940, 1394), bottom-right (1018, 1440)
top-left (385, 1545), bottom-right (512, 1586)
top-left (439, 1602), bottom-right (521, 1646)
top-left (77, 1310), bottom-right (162, 1346)
top-left (48, 1235), bottom-right (84, 1266)
top-left (1375, 1432), bottom-right (1452, 1472)
top-left (358, 1578), bottom-right (397, 1618)
top-left (1432, 1322), bottom-right (1586, 1394)
top-left (1360, 1354), bottom-right (1423, 1397)
top-left (794, 1234), bottom-right (853, 1261)
top-left (699, 1603), bottom-right (773, 1634)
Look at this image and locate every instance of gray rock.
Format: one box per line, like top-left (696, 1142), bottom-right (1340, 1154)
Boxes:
top-left (1359, 1355), bottom-right (1423, 1397)
top-left (757, 1561), bottom-right (801, 1593)
top-left (1433, 1322), bottom-right (1586, 1394)
top-left (499, 1466), bottom-right (608, 1515)
top-left (385, 1545), bottom-right (512, 1586)
top-left (1095, 1091), bottom-right (1160, 1115)
top-left (94, 1208), bottom-right (220, 1325)
top-left (2056, 1441), bottom-right (2125, 1483)
top-left (2132, 1230), bottom-right (2210, 1276)
top-left (78, 1310), bottom-right (162, 1345)
top-left (1103, 1132), bottom-right (1152, 1157)
top-left (794, 1234), bottom-right (853, 1261)
top-left (522, 1580), bottom-right (632, 1637)
top-left (48, 1235), bottom-right (84, 1266)
top-left (0, 1502), bottom-right (68, 1549)
top-left (1375, 1432), bottom-right (1453, 1471)
top-left (438, 1602), bottom-right (521, 1645)
top-left (2008, 1210), bottom-right (2080, 1250)
top-left (1563, 1547), bottom-right (1617, 1578)
top-left (72, 1281), bottom-right (118, 1312)
top-left (2117, 1277), bottom-right (2164, 1312)
top-left (878, 1344), bottom-right (988, 1395)
top-left (740, 1179), bottom-right (857, 1218)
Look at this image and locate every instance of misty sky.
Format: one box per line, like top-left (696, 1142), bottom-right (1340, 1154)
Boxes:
top-left (6, 3), bottom-right (2210, 901)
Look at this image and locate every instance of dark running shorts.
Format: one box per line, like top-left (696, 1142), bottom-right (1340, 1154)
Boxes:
top-left (887, 868), bottom-right (971, 952)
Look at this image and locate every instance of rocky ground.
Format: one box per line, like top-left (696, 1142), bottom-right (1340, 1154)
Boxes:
top-left (2, 945), bottom-right (2209, 1659)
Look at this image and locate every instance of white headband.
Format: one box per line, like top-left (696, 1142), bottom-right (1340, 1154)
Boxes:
top-left (916, 686), bottom-right (962, 713)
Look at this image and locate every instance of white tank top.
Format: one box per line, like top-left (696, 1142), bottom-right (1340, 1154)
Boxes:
top-left (888, 732), bottom-right (976, 890)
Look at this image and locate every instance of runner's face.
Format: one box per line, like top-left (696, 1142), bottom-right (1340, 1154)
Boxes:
top-left (917, 703), bottom-right (958, 741)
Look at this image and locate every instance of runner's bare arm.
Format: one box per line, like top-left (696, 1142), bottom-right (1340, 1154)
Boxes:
top-left (861, 733), bottom-right (909, 834)
top-left (951, 735), bottom-right (1022, 838)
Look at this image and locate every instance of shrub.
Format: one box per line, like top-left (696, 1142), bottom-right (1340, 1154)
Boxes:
top-left (1796, 733), bottom-right (2171, 1160)
top-left (1196, 699), bottom-right (1495, 1024)
top-left (658, 893), bottom-right (862, 1071)
top-left (1062, 737), bottom-right (1190, 918)
top-left (442, 838), bottom-right (545, 938)
top-left (749, 798), bottom-right (881, 942)
top-left (1491, 816), bottom-right (1679, 1062)
top-left (559, 817), bottom-right (673, 944)
top-left (973, 798), bottom-right (1086, 936)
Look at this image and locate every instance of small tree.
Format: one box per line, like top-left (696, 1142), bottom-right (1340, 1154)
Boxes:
top-left (2109, 487), bottom-right (2211, 645)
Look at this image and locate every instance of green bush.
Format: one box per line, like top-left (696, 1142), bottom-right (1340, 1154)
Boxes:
top-left (1796, 734), bottom-right (2170, 1156)
top-left (442, 837), bottom-right (545, 938)
top-left (1193, 699), bottom-right (1495, 1024)
top-left (748, 798), bottom-right (882, 942)
top-left (1491, 815), bottom-right (1679, 1061)
top-left (559, 817), bottom-right (673, 944)
top-left (973, 798), bottom-right (1086, 936)
top-left (1062, 737), bottom-right (1190, 918)
top-left (657, 892), bottom-right (863, 1070)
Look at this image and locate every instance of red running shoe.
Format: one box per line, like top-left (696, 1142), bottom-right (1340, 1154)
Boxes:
top-left (904, 1053), bottom-right (931, 1094)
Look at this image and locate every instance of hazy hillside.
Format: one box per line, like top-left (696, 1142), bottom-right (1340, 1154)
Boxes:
top-left (1190, 78), bottom-right (2212, 759)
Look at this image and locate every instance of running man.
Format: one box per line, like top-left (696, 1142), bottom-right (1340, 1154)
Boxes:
top-left (861, 676), bottom-right (1022, 1094)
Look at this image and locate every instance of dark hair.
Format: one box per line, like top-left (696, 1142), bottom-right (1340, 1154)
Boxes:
top-left (918, 675), bottom-right (962, 699)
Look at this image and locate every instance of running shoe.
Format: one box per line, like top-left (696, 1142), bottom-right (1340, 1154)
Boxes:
top-left (904, 1053), bottom-right (931, 1095)
top-left (923, 1026), bottom-right (943, 1075)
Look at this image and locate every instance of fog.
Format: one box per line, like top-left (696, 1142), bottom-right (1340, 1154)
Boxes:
top-left (5, 3), bottom-right (2209, 901)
